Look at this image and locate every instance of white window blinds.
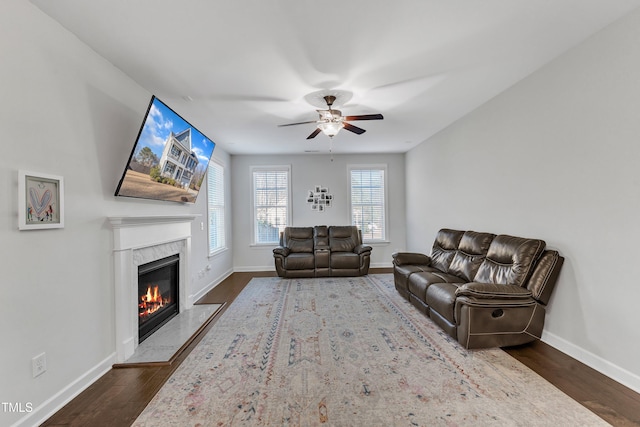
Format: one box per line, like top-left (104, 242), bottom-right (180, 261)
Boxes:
top-left (350, 167), bottom-right (386, 241)
top-left (207, 161), bottom-right (225, 254)
top-left (252, 167), bottom-right (290, 244)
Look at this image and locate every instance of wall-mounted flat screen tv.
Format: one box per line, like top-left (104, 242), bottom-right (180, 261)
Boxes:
top-left (115, 95), bottom-right (215, 204)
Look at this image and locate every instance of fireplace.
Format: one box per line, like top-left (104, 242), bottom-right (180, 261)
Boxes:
top-left (138, 254), bottom-right (179, 343)
top-left (109, 214), bottom-right (197, 363)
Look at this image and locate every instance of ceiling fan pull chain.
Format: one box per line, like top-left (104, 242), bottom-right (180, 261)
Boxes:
top-left (329, 137), bottom-right (334, 162)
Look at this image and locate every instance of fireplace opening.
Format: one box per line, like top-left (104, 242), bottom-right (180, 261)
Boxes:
top-left (138, 254), bottom-right (179, 343)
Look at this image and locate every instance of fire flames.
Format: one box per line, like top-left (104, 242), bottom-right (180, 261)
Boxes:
top-left (139, 285), bottom-right (171, 319)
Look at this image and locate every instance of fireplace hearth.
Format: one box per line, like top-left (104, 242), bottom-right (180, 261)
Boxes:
top-left (138, 254), bottom-right (179, 343)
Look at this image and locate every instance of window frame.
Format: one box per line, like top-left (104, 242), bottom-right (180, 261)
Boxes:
top-left (207, 158), bottom-right (227, 256)
top-left (250, 165), bottom-right (292, 246)
top-left (348, 164), bottom-right (389, 243)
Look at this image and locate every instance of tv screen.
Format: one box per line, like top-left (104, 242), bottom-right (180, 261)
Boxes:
top-left (115, 96), bottom-right (215, 203)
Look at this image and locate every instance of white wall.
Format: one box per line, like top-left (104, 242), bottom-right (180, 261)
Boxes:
top-left (405, 7), bottom-right (640, 393)
top-left (231, 154), bottom-right (406, 271)
top-left (0, 2), bottom-right (232, 426)
top-left (5, 0), bottom-right (639, 423)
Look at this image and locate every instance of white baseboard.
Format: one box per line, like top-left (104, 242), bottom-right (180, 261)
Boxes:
top-left (233, 265), bottom-right (275, 272)
top-left (192, 268), bottom-right (234, 302)
top-left (542, 330), bottom-right (640, 394)
top-left (370, 262), bottom-right (393, 269)
top-left (233, 264), bottom-right (392, 272)
top-left (12, 353), bottom-right (116, 427)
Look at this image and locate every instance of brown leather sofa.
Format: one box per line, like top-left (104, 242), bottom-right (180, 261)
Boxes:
top-left (393, 228), bottom-right (564, 349)
top-left (273, 226), bottom-right (372, 277)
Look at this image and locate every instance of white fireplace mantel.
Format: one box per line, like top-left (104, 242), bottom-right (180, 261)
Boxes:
top-left (108, 214), bottom-right (200, 362)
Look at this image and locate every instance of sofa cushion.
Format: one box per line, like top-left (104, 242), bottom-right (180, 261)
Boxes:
top-left (407, 271), bottom-right (463, 301)
top-left (407, 272), bottom-right (441, 300)
top-left (448, 231), bottom-right (495, 281)
top-left (395, 264), bottom-right (439, 280)
top-left (330, 252), bottom-right (360, 269)
top-left (474, 235), bottom-right (545, 286)
top-left (430, 229), bottom-right (464, 272)
top-left (425, 282), bottom-right (460, 324)
top-left (329, 226), bottom-right (359, 252)
top-left (284, 253), bottom-right (315, 270)
top-left (283, 227), bottom-right (314, 253)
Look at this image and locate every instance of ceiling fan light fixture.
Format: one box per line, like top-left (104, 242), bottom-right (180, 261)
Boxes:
top-left (279, 91), bottom-right (383, 141)
top-left (317, 121), bottom-right (343, 137)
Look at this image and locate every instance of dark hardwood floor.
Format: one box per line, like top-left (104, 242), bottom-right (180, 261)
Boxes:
top-left (42, 270), bottom-right (640, 426)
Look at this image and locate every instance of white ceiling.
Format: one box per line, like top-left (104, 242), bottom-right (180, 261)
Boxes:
top-left (31, 0), bottom-right (640, 155)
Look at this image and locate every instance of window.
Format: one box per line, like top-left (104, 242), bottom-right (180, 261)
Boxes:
top-left (251, 166), bottom-right (291, 244)
top-left (163, 162), bottom-right (176, 174)
top-left (207, 160), bottom-right (225, 255)
top-left (349, 165), bottom-right (387, 242)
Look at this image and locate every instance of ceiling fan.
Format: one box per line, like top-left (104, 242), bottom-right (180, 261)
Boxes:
top-left (279, 95), bottom-right (384, 139)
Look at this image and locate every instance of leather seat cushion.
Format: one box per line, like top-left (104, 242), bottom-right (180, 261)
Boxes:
top-left (284, 253), bottom-right (315, 270)
top-left (426, 282), bottom-right (460, 324)
top-left (407, 271), bottom-right (461, 301)
top-left (431, 271), bottom-right (466, 283)
top-left (331, 252), bottom-right (360, 269)
top-left (394, 264), bottom-right (439, 281)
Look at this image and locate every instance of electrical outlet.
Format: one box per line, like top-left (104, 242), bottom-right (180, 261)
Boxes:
top-left (32, 352), bottom-right (46, 378)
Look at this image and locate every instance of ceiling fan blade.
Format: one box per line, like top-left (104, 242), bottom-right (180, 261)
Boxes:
top-left (278, 120), bottom-right (318, 127)
top-left (344, 113), bottom-right (384, 121)
top-left (306, 128), bottom-right (322, 139)
top-left (343, 122), bottom-right (366, 135)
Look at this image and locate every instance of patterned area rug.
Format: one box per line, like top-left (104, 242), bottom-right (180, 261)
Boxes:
top-left (133, 275), bottom-right (608, 426)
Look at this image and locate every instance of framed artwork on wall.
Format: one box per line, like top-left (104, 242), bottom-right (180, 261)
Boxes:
top-left (307, 185), bottom-right (333, 212)
top-left (18, 170), bottom-right (65, 230)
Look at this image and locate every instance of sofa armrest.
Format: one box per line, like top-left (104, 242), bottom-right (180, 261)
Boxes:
top-left (392, 252), bottom-right (431, 266)
top-left (273, 246), bottom-right (290, 257)
top-left (455, 282), bottom-right (533, 300)
top-left (355, 244), bottom-right (372, 255)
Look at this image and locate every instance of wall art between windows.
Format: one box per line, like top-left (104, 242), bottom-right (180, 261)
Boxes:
top-left (306, 185), bottom-right (332, 212)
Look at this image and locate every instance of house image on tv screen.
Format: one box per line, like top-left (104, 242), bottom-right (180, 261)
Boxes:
top-left (115, 95), bottom-right (216, 204)
top-left (158, 128), bottom-right (199, 189)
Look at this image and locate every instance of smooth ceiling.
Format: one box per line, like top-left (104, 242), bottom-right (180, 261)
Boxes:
top-left (31, 0), bottom-right (640, 155)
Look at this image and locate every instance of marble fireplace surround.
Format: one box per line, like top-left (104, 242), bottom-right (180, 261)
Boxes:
top-left (108, 215), bottom-right (198, 363)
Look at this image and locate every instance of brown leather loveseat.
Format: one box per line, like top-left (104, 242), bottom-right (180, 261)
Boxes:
top-left (273, 225), bottom-right (372, 277)
top-left (393, 228), bottom-right (563, 349)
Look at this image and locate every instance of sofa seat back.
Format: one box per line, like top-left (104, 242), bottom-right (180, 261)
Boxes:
top-left (447, 231), bottom-right (496, 281)
top-left (430, 229), bottom-right (464, 272)
top-left (329, 226), bottom-right (361, 252)
top-left (474, 235), bottom-right (545, 287)
top-left (282, 227), bottom-right (314, 253)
